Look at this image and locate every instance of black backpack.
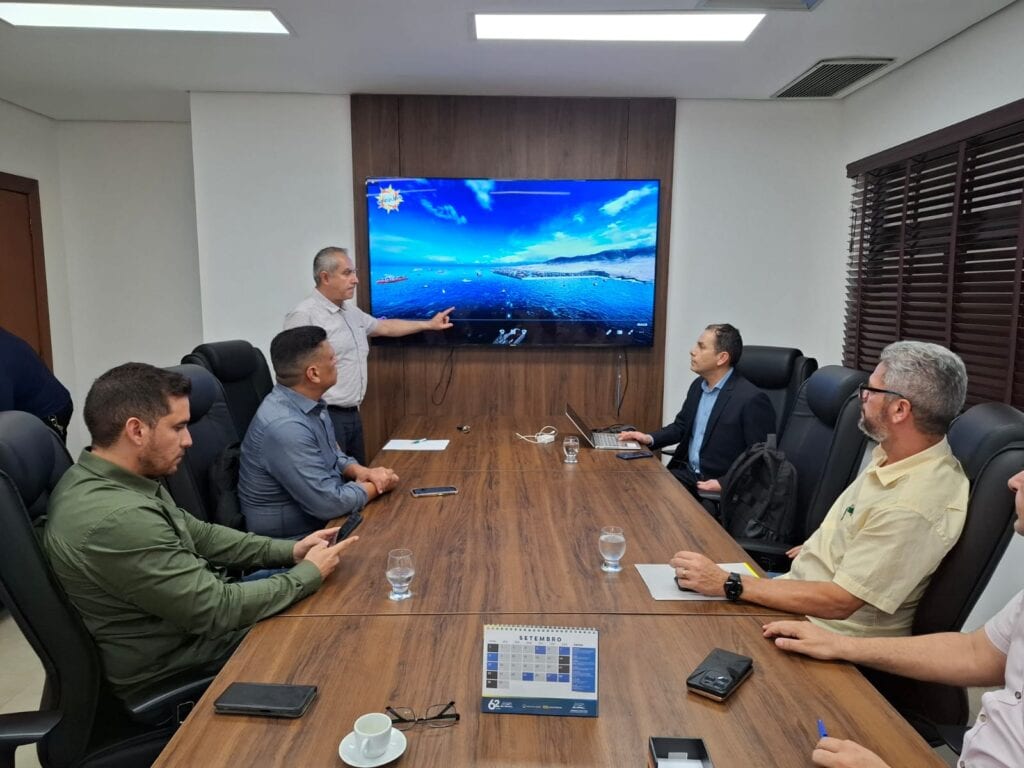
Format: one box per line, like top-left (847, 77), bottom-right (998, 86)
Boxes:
top-left (718, 436), bottom-right (798, 543)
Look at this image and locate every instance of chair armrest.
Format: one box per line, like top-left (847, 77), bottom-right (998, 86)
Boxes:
top-left (122, 670), bottom-right (216, 725)
top-left (735, 538), bottom-right (794, 574)
top-left (934, 724), bottom-right (966, 755)
top-left (0, 710), bottom-right (61, 768)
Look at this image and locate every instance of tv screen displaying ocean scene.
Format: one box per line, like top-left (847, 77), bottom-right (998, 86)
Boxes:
top-left (365, 177), bottom-right (659, 347)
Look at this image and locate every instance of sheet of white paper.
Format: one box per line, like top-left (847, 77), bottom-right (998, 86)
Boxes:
top-left (658, 759), bottom-right (705, 768)
top-left (381, 439), bottom-right (450, 451)
top-left (634, 562), bottom-right (758, 601)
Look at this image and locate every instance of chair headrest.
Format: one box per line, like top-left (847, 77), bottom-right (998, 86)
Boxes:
top-left (948, 402), bottom-right (1024, 481)
top-left (190, 340), bottom-right (260, 382)
top-left (736, 346), bottom-right (802, 388)
top-left (166, 364), bottom-right (221, 424)
top-left (805, 365), bottom-right (869, 427)
top-left (0, 411), bottom-right (71, 518)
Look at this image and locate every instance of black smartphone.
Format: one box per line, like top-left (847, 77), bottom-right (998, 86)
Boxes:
top-left (686, 649), bottom-right (753, 702)
top-left (332, 513), bottom-right (362, 544)
top-left (616, 451), bottom-right (654, 460)
top-left (410, 486), bottom-right (458, 497)
top-left (213, 682), bottom-right (318, 718)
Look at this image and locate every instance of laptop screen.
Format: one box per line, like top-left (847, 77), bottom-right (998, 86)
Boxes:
top-left (564, 403), bottom-right (595, 445)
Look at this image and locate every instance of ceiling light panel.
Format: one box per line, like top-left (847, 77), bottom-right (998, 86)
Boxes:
top-left (474, 13), bottom-right (764, 42)
top-left (0, 3), bottom-right (289, 34)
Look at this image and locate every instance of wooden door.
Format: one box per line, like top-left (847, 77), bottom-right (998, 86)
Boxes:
top-left (0, 171), bottom-right (52, 366)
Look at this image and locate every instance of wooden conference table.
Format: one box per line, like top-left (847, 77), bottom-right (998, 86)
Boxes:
top-left (154, 416), bottom-right (944, 767)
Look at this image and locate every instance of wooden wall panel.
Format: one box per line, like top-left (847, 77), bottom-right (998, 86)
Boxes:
top-left (351, 95), bottom-right (675, 456)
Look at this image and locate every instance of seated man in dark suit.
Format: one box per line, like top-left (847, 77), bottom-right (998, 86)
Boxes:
top-left (618, 323), bottom-right (775, 498)
top-left (0, 326), bottom-right (73, 442)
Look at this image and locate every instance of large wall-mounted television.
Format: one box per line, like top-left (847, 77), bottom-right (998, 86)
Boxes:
top-left (365, 177), bottom-right (660, 347)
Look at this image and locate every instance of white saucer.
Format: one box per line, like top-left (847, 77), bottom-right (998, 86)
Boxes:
top-left (338, 728), bottom-right (407, 767)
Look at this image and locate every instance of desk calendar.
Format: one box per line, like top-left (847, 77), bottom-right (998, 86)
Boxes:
top-left (480, 624), bottom-right (598, 717)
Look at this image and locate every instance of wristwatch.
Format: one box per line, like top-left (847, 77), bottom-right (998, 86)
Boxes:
top-left (724, 572), bottom-right (743, 602)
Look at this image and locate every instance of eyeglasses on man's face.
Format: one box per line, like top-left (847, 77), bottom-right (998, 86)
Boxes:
top-left (385, 701), bottom-right (460, 731)
top-left (858, 383), bottom-right (910, 403)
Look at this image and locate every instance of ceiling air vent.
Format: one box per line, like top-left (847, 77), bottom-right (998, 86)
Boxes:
top-left (773, 57), bottom-right (894, 98)
top-left (696, 0), bottom-right (824, 9)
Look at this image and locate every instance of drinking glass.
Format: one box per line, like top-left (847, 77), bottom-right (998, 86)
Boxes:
top-left (599, 526), bottom-right (626, 573)
top-left (386, 548), bottom-right (415, 601)
top-left (563, 436), bottom-right (579, 464)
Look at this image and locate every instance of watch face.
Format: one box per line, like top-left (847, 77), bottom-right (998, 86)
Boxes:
top-left (725, 573), bottom-right (742, 601)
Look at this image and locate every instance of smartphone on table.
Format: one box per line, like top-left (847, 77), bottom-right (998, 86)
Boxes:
top-left (616, 451), bottom-right (654, 460)
top-left (410, 486), bottom-right (458, 497)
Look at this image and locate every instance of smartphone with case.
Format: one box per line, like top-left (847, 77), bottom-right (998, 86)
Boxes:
top-left (332, 513), bottom-right (362, 545)
top-left (686, 649), bottom-right (753, 702)
top-left (410, 486), bottom-right (458, 497)
top-left (213, 682), bottom-right (318, 718)
top-left (616, 451), bottom-right (654, 460)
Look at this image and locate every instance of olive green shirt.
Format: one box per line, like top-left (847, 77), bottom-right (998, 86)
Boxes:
top-left (43, 450), bottom-right (322, 698)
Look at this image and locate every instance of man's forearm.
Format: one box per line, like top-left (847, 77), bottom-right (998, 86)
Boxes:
top-left (741, 576), bottom-right (863, 620)
top-left (839, 629), bottom-right (1005, 687)
top-left (373, 318), bottom-right (429, 337)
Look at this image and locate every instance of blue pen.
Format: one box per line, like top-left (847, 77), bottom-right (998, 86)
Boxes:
top-left (412, 438), bottom-right (427, 444)
top-left (817, 719), bottom-right (828, 739)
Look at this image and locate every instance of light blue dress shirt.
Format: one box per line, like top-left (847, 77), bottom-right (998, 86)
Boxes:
top-left (687, 368), bottom-right (733, 476)
top-left (239, 384), bottom-right (368, 538)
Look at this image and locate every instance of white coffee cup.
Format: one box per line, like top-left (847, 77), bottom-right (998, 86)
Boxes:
top-left (354, 712), bottom-right (393, 759)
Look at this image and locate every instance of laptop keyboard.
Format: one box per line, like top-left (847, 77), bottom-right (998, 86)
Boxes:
top-left (594, 432), bottom-right (638, 449)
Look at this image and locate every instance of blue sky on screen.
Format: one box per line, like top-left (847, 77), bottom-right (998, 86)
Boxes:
top-left (366, 178), bottom-right (659, 266)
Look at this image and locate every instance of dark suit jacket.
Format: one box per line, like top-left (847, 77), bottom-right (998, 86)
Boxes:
top-left (650, 371), bottom-right (776, 481)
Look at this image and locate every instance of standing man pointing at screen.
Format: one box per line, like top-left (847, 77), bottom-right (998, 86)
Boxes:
top-left (285, 246), bottom-right (454, 464)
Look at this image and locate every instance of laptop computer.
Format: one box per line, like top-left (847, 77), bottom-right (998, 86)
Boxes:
top-left (565, 403), bottom-right (641, 450)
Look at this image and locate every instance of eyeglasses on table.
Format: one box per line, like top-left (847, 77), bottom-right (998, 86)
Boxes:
top-left (385, 701), bottom-right (460, 731)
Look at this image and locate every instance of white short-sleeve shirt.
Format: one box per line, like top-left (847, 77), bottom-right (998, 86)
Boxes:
top-left (283, 290), bottom-right (379, 408)
top-left (959, 590), bottom-right (1024, 767)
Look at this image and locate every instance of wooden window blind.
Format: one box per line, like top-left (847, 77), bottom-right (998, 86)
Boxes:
top-left (844, 98), bottom-right (1024, 407)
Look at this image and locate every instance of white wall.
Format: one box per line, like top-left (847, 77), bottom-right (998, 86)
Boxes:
top-left (0, 99), bottom-right (78, 444)
top-left (842, 0), bottom-right (1024, 167)
top-left (839, 0), bottom-right (1024, 629)
top-left (189, 93), bottom-right (355, 357)
top-left (664, 99), bottom-right (848, 420)
top-left (55, 121), bottom-right (202, 450)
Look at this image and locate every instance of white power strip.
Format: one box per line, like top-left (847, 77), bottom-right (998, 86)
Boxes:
top-left (516, 426), bottom-right (558, 444)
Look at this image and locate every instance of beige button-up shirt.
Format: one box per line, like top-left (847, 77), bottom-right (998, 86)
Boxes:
top-left (781, 438), bottom-right (968, 637)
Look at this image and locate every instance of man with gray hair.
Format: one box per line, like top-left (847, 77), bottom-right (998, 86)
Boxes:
top-left (672, 340), bottom-right (969, 637)
top-left (284, 246), bottom-right (454, 463)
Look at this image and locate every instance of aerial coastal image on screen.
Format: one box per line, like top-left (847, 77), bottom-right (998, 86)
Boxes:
top-left (366, 177), bottom-right (659, 346)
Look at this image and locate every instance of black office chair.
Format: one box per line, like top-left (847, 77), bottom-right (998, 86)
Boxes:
top-left (735, 345), bottom-right (818, 439)
top-left (862, 402), bottom-right (1024, 748)
top-left (182, 340), bottom-right (272, 438)
top-left (0, 411), bottom-right (214, 768)
top-left (163, 364), bottom-right (243, 528)
top-left (738, 365), bottom-right (869, 572)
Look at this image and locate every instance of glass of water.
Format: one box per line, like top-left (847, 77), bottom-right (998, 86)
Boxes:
top-left (386, 548), bottom-right (415, 601)
top-left (599, 526), bottom-right (626, 573)
top-left (563, 436), bottom-right (579, 464)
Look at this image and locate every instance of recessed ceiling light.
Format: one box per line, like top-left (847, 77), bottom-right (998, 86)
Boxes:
top-left (474, 13), bottom-right (764, 42)
top-left (0, 3), bottom-right (289, 34)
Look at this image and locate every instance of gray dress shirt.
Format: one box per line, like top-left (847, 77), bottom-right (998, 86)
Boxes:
top-left (283, 290), bottom-right (379, 408)
top-left (239, 384), bottom-right (368, 537)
